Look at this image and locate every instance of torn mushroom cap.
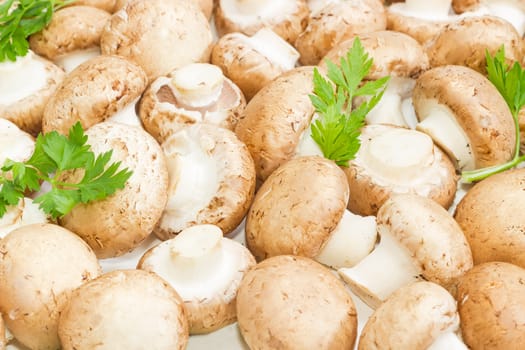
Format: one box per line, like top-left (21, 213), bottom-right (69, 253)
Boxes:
top-left (295, 0), bottom-right (386, 65)
top-left (138, 224), bottom-right (255, 334)
top-left (211, 28), bottom-right (300, 101)
top-left (0, 52), bottom-right (64, 136)
top-left (359, 281), bottom-right (465, 350)
top-left (344, 124), bottom-right (457, 217)
top-left (42, 55), bottom-right (147, 135)
top-left (58, 270), bottom-right (189, 350)
top-left (456, 262), bottom-right (525, 350)
top-left (339, 193), bottom-right (473, 309)
top-left (235, 66), bottom-right (315, 180)
top-left (426, 16), bottom-right (524, 75)
top-left (139, 63), bottom-right (246, 143)
top-left (101, 0), bottom-right (213, 82)
top-left (0, 223), bottom-right (101, 350)
top-left (413, 65), bottom-right (515, 171)
top-left (0, 198), bottom-right (48, 240)
top-left (214, 0), bottom-right (309, 44)
top-left (155, 124), bottom-right (255, 240)
top-left (59, 122), bottom-right (168, 259)
top-left (29, 6), bottom-right (110, 73)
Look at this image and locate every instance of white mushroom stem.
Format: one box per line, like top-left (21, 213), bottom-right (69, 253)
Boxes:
top-left (0, 119), bottom-right (34, 165)
top-left (427, 331), bottom-right (469, 350)
top-left (315, 210), bottom-right (377, 269)
top-left (54, 47), bottom-right (101, 74)
top-left (243, 29), bottom-right (300, 71)
top-left (0, 198), bottom-right (48, 239)
top-left (107, 97), bottom-right (143, 128)
top-left (172, 63), bottom-right (224, 108)
top-left (390, 0), bottom-right (452, 20)
top-left (221, 0), bottom-right (295, 20)
top-left (416, 99), bottom-right (474, 170)
top-left (0, 51), bottom-right (47, 105)
top-left (295, 113), bottom-right (324, 158)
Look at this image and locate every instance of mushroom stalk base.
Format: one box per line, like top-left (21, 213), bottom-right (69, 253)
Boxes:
top-left (427, 331), bottom-right (468, 350)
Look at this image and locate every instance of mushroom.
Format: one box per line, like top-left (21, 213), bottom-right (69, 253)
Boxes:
top-left (155, 123), bottom-right (255, 240)
top-left (42, 55), bottom-right (148, 135)
top-left (138, 63), bottom-right (246, 143)
top-left (100, 0), bottom-right (213, 82)
top-left (456, 261), bottom-right (525, 349)
top-left (0, 223), bottom-right (101, 350)
top-left (29, 6), bottom-right (110, 73)
top-left (359, 281), bottom-right (467, 349)
top-left (413, 65), bottom-right (515, 171)
top-left (58, 269), bottom-right (189, 350)
top-left (59, 122), bottom-right (168, 258)
top-left (236, 255), bottom-right (358, 349)
top-left (0, 52), bottom-right (64, 135)
top-left (138, 224), bottom-right (255, 334)
top-left (211, 28), bottom-right (300, 100)
top-left (214, 0), bottom-right (309, 44)
top-left (295, 0), bottom-right (386, 65)
top-left (69, 0), bottom-right (120, 13)
top-left (339, 193), bottom-right (473, 308)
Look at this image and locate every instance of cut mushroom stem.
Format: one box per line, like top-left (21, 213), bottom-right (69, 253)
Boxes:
top-left (107, 97), bottom-right (142, 127)
top-left (172, 63), bottom-right (224, 108)
top-left (231, 0), bottom-right (270, 14)
top-left (393, 0), bottom-right (452, 19)
top-left (54, 47), bottom-right (101, 74)
top-left (247, 28), bottom-right (299, 70)
top-left (427, 331), bottom-right (469, 350)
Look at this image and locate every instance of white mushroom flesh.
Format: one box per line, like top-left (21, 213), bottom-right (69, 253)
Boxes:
top-left (107, 97), bottom-right (143, 127)
top-left (427, 331), bottom-right (469, 350)
top-left (172, 63), bottom-right (224, 108)
top-left (415, 99), bottom-right (474, 170)
top-left (401, 97), bottom-right (419, 129)
top-left (0, 198), bottom-right (48, 239)
top-left (54, 47), bottom-right (101, 74)
top-left (294, 114), bottom-right (324, 158)
top-left (389, 0), bottom-right (453, 20)
top-left (0, 52), bottom-right (47, 105)
top-left (220, 0), bottom-right (297, 25)
top-left (0, 119), bottom-right (34, 165)
top-left (243, 28), bottom-right (300, 71)
top-left (315, 209), bottom-right (377, 269)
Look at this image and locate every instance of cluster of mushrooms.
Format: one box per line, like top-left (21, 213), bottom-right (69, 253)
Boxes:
top-left (2, 0), bottom-right (525, 349)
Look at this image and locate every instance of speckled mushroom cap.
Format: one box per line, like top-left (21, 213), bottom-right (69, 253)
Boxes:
top-left (359, 282), bottom-right (460, 350)
top-left (42, 55), bottom-right (147, 135)
top-left (237, 255), bottom-right (357, 349)
top-left (454, 168), bottom-right (525, 268)
top-left (456, 262), bottom-right (525, 350)
top-left (70, 0), bottom-right (119, 12)
top-left (59, 122), bottom-right (168, 259)
top-left (235, 66), bottom-right (315, 181)
top-left (100, 0), bottom-right (213, 82)
top-left (0, 223), bottom-right (101, 350)
top-left (58, 269), bottom-right (189, 350)
top-left (426, 16), bottom-right (524, 74)
top-left (155, 124), bottom-right (255, 240)
top-left (245, 156), bottom-right (349, 261)
top-left (214, 0), bottom-right (309, 44)
top-left (413, 65), bottom-right (515, 170)
top-left (295, 0), bottom-right (386, 65)
top-left (0, 53), bottom-right (64, 136)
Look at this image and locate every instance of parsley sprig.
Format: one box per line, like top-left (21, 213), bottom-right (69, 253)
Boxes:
top-left (0, 0), bottom-right (72, 62)
top-left (0, 123), bottom-right (133, 219)
top-left (461, 47), bottom-right (525, 183)
top-left (309, 37), bottom-right (389, 166)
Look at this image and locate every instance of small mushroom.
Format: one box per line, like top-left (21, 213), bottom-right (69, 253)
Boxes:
top-left (138, 63), bottom-right (246, 143)
top-left (58, 269), bottom-right (189, 350)
top-left (138, 224), bottom-right (255, 334)
top-left (211, 28), bottom-right (300, 100)
top-left (236, 255), bottom-right (358, 349)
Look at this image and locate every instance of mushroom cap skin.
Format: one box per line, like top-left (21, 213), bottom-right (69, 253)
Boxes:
top-left (69, 0), bottom-right (119, 13)
top-left (413, 65), bottom-right (515, 170)
top-left (0, 223), bottom-right (101, 350)
top-left (295, 0), bottom-right (386, 65)
top-left (59, 122), bottom-right (168, 258)
top-left (100, 0), bottom-right (213, 82)
top-left (456, 262), bottom-right (525, 350)
top-left (155, 124), bottom-right (255, 240)
top-left (454, 168), bottom-right (525, 268)
top-left (245, 156), bottom-right (349, 261)
top-left (237, 255), bottom-right (357, 350)
top-left (29, 6), bottom-right (110, 61)
top-left (214, 0), bottom-right (309, 44)
top-left (344, 124), bottom-right (457, 216)
top-left (426, 16), bottom-right (524, 75)
top-left (42, 55), bottom-right (147, 135)
top-left (58, 269), bottom-right (189, 350)
top-left (235, 66), bottom-right (315, 181)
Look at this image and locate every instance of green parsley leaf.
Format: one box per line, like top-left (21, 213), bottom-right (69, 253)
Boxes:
top-left (309, 37), bottom-right (389, 167)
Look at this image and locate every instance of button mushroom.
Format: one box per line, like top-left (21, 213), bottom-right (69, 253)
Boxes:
top-left (138, 224), bottom-right (256, 334)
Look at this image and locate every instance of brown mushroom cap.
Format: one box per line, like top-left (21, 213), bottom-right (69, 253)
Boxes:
top-left (58, 269), bottom-right (189, 350)
top-left (246, 156), bottom-right (349, 261)
top-left (0, 223), bottom-right (101, 350)
top-left (237, 255), bottom-right (357, 349)
top-left (456, 262), bottom-right (525, 350)
top-left (42, 55), bottom-right (147, 135)
top-left (59, 122), bottom-right (168, 258)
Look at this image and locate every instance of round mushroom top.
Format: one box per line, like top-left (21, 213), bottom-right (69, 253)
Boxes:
top-left (246, 156), bottom-right (349, 261)
top-left (359, 281), bottom-right (460, 350)
top-left (237, 255), bottom-right (357, 350)
top-left (58, 269), bottom-right (189, 350)
top-left (42, 55), bottom-right (147, 135)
